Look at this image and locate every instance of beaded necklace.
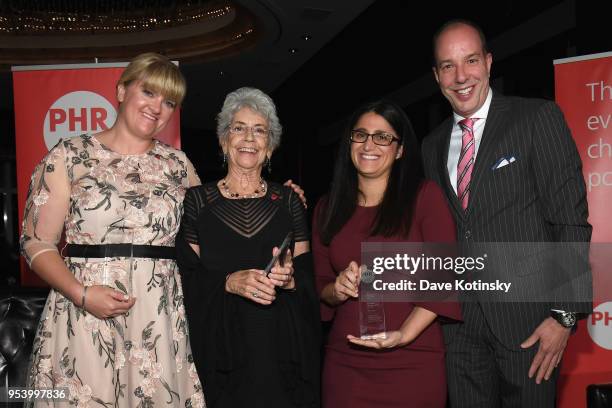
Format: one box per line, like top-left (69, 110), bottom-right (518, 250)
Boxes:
top-left (220, 178), bottom-right (267, 198)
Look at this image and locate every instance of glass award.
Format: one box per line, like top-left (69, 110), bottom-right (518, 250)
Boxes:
top-left (359, 265), bottom-right (386, 340)
top-left (126, 228), bottom-right (134, 298)
top-left (105, 225), bottom-right (134, 299)
top-left (113, 227), bottom-right (135, 299)
top-left (101, 244), bottom-right (111, 287)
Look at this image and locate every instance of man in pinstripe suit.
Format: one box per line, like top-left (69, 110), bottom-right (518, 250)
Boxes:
top-left (421, 20), bottom-right (592, 407)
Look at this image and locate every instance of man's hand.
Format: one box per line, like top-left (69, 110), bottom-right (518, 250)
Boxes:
top-left (520, 317), bottom-right (571, 384)
top-left (283, 179), bottom-right (307, 208)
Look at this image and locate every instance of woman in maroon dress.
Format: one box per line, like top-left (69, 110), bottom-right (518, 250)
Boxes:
top-left (312, 100), bottom-right (461, 408)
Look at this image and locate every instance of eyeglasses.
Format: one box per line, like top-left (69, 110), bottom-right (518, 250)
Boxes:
top-left (229, 124), bottom-right (269, 138)
top-left (350, 130), bottom-right (400, 146)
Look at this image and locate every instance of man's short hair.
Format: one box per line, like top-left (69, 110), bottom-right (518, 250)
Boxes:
top-left (432, 19), bottom-right (488, 67)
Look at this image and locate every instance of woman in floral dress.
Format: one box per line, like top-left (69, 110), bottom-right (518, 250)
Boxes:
top-left (20, 53), bottom-right (205, 407)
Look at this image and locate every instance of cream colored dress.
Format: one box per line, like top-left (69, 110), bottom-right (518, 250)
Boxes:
top-left (20, 134), bottom-right (205, 407)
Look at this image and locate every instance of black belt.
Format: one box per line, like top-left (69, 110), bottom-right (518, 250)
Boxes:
top-left (65, 244), bottom-right (176, 260)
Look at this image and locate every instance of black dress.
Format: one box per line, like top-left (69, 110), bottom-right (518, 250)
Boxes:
top-left (176, 181), bottom-right (320, 408)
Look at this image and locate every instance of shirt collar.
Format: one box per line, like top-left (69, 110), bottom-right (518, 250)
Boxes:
top-left (453, 87), bottom-right (493, 125)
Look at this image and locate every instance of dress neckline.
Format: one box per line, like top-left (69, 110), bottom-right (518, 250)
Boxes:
top-left (356, 203), bottom-right (380, 210)
top-left (91, 134), bottom-right (158, 157)
top-left (215, 179), bottom-right (271, 201)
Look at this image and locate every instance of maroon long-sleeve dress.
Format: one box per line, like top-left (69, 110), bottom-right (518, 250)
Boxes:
top-left (312, 180), bottom-right (461, 408)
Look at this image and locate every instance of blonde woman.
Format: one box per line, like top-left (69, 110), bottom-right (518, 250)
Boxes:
top-left (21, 53), bottom-right (204, 407)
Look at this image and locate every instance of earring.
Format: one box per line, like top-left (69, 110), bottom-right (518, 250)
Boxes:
top-left (265, 156), bottom-right (272, 173)
top-left (222, 153), bottom-right (227, 168)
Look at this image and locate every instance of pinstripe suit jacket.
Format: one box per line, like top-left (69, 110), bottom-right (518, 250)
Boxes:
top-left (421, 92), bottom-right (592, 349)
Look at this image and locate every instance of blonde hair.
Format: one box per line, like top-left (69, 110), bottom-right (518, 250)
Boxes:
top-left (118, 52), bottom-right (186, 106)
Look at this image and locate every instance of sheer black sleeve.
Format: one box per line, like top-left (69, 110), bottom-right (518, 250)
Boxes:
top-left (181, 186), bottom-right (206, 245)
top-left (176, 185), bottom-right (234, 406)
top-left (287, 188), bottom-right (309, 242)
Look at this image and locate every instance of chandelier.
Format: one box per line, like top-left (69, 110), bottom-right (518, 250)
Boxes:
top-left (0, 1), bottom-right (235, 34)
top-left (0, 0), bottom-right (258, 66)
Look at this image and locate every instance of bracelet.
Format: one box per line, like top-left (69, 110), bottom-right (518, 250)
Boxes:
top-left (81, 286), bottom-right (88, 309)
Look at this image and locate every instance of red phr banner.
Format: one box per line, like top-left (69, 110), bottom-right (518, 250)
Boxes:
top-left (554, 51), bottom-right (612, 408)
top-left (12, 63), bottom-right (181, 286)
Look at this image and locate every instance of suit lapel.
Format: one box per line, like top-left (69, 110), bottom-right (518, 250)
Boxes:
top-left (469, 93), bottom-right (512, 209)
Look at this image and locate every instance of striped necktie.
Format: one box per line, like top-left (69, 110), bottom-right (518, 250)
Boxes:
top-left (457, 118), bottom-right (477, 210)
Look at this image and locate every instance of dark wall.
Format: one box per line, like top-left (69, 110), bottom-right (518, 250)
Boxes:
top-left (269, 0), bottom-right (609, 220)
top-left (1, 0), bottom-right (610, 286)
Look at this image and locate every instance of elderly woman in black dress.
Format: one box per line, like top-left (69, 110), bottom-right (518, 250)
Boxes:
top-left (176, 87), bottom-right (320, 408)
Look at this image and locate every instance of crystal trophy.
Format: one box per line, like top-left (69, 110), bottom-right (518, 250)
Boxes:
top-left (359, 265), bottom-right (386, 340)
top-left (105, 225), bottom-right (134, 298)
top-left (126, 228), bottom-right (134, 298)
top-left (101, 244), bottom-right (111, 287)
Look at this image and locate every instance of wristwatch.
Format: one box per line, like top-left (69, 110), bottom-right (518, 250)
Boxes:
top-left (550, 309), bottom-right (577, 328)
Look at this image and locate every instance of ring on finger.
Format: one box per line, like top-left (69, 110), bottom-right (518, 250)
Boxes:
top-left (252, 291), bottom-right (259, 298)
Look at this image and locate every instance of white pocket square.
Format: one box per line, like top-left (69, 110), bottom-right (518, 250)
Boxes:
top-left (492, 156), bottom-right (516, 170)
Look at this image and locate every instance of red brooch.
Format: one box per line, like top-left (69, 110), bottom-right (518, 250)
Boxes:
top-left (271, 193), bottom-right (279, 201)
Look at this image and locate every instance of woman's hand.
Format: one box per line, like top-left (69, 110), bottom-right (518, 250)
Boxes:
top-left (347, 306), bottom-right (438, 350)
top-left (283, 179), bottom-right (307, 208)
top-left (347, 331), bottom-right (408, 349)
top-left (83, 285), bottom-right (136, 319)
top-left (332, 261), bottom-right (361, 303)
top-left (267, 248), bottom-right (295, 289)
top-left (225, 269), bottom-right (277, 305)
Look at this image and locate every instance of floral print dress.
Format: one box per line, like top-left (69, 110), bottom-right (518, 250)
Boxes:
top-left (20, 134), bottom-right (205, 407)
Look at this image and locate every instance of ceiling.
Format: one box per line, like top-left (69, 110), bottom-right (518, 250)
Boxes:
top-left (0, 0), bottom-right (375, 129)
top-left (177, 0), bottom-right (375, 129)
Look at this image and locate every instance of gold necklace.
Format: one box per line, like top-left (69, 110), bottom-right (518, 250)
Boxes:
top-left (221, 178), bottom-right (266, 198)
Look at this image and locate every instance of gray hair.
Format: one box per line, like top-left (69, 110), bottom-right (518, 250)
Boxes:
top-left (216, 87), bottom-right (282, 151)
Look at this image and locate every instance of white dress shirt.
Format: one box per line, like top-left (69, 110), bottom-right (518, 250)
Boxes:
top-left (447, 88), bottom-right (493, 195)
